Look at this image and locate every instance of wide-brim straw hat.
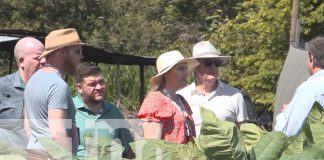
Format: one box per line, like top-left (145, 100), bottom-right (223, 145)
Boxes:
top-left (192, 41), bottom-right (231, 66)
top-left (39, 28), bottom-right (86, 59)
top-left (150, 50), bottom-right (199, 86)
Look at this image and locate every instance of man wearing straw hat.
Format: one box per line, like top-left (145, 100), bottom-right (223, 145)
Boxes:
top-left (178, 41), bottom-right (248, 135)
top-left (24, 28), bottom-right (85, 155)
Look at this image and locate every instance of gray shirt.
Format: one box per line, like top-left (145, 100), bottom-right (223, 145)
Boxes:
top-left (0, 71), bottom-right (26, 148)
top-left (24, 70), bottom-right (76, 151)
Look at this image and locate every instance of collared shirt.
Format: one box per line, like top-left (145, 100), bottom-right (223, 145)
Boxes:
top-left (73, 94), bottom-right (134, 159)
top-left (177, 80), bottom-right (248, 135)
top-left (275, 70), bottom-right (324, 137)
top-left (0, 71), bottom-right (26, 148)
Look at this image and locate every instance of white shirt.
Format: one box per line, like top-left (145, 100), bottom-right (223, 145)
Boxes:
top-left (177, 80), bottom-right (248, 135)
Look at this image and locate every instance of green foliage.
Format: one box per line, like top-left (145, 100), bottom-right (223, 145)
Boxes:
top-left (0, 140), bottom-right (26, 158)
top-left (0, 51), bottom-right (13, 77)
top-left (211, 0), bottom-right (324, 112)
top-left (252, 131), bottom-right (287, 160)
top-left (130, 139), bottom-right (207, 160)
top-left (38, 137), bottom-right (76, 160)
top-left (197, 107), bottom-right (248, 160)
top-left (84, 135), bottom-right (124, 160)
top-left (240, 123), bottom-right (266, 151)
top-left (0, 0), bottom-right (243, 112)
top-left (212, 0), bottom-right (291, 111)
top-left (130, 139), bottom-right (177, 160)
top-left (279, 102), bottom-right (324, 159)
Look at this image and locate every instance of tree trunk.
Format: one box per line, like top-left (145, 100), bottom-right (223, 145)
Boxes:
top-left (289, 0), bottom-right (300, 45)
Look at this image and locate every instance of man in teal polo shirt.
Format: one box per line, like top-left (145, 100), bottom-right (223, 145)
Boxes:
top-left (73, 62), bottom-right (134, 159)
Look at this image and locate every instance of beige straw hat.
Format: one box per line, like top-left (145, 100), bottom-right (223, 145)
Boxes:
top-left (192, 41), bottom-right (231, 65)
top-left (150, 50), bottom-right (199, 86)
top-left (39, 28), bottom-right (86, 59)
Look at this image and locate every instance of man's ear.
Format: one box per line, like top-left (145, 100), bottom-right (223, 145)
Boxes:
top-left (309, 54), bottom-right (316, 68)
top-left (76, 83), bottom-right (83, 94)
top-left (309, 54), bottom-right (313, 63)
top-left (18, 57), bottom-right (24, 68)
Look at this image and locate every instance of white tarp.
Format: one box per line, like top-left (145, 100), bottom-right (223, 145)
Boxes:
top-left (0, 36), bottom-right (19, 42)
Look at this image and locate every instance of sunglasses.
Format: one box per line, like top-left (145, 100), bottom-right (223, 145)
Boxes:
top-left (202, 60), bottom-right (222, 67)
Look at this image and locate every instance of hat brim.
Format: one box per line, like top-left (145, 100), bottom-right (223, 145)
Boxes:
top-left (193, 54), bottom-right (231, 66)
top-left (149, 58), bottom-right (199, 87)
top-left (39, 42), bottom-right (86, 59)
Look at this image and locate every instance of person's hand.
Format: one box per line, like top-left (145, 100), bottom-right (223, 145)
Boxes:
top-left (280, 104), bottom-right (288, 112)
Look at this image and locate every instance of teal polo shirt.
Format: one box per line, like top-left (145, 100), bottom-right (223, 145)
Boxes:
top-left (73, 94), bottom-right (134, 159)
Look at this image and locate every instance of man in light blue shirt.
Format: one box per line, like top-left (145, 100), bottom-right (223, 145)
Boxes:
top-left (275, 36), bottom-right (324, 137)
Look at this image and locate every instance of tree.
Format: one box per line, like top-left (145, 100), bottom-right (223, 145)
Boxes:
top-left (210, 0), bottom-right (324, 113)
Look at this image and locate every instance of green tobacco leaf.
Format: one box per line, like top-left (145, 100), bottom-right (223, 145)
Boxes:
top-left (240, 123), bottom-right (266, 151)
top-left (252, 131), bottom-right (287, 160)
top-left (0, 139), bottom-right (26, 157)
top-left (283, 144), bottom-right (324, 160)
top-left (281, 102), bottom-right (324, 160)
top-left (309, 123), bottom-right (324, 145)
top-left (300, 101), bottom-right (324, 144)
top-left (280, 132), bottom-right (312, 160)
top-left (306, 101), bottom-right (324, 124)
top-left (130, 139), bottom-right (174, 160)
top-left (0, 155), bottom-right (26, 160)
top-left (130, 139), bottom-right (207, 160)
top-left (84, 136), bottom-right (123, 160)
top-left (197, 107), bottom-right (248, 160)
top-left (38, 137), bottom-right (77, 160)
top-left (175, 139), bottom-right (208, 160)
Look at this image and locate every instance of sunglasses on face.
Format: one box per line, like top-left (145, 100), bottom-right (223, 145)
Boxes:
top-left (202, 60), bottom-right (222, 67)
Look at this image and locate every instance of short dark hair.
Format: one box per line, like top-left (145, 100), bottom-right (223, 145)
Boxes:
top-left (75, 62), bottom-right (102, 83)
top-left (306, 35), bottom-right (324, 68)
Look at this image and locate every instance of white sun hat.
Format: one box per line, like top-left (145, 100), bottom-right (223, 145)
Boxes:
top-left (192, 41), bottom-right (231, 65)
top-left (150, 50), bottom-right (199, 86)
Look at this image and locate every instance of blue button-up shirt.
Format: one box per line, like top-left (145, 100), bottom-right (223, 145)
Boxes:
top-left (275, 70), bottom-right (324, 137)
top-left (0, 71), bottom-right (26, 148)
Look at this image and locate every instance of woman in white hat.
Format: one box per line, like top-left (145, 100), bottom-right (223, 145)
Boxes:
top-left (137, 50), bottom-right (199, 144)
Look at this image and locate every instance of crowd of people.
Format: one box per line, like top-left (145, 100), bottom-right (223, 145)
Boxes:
top-left (0, 27), bottom-right (323, 159)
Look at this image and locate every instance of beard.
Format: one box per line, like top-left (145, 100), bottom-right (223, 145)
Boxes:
top-left (64, 59), bottom-right (79, 76)
top-left (82, 91), bottom-right (107, 106)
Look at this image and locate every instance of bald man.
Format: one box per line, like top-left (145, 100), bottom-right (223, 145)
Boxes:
top-left (0, 37), bottom-right (44, 148)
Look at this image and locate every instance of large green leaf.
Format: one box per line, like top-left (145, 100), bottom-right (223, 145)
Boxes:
top-left (0, 140), bottom-right (26, 159)
top-left (300, 101), bottom-right (324, 144)
top-left (130, 139), bottom-right (207, 160)
top-left (280, 132), bottom-right (312, 160)
top-left (252, 131), bottom-right (287, 160)
top-left (306, 101), bottom-right (324, 124)
top-left (280, 101), bottom-right (324, 160)
top-left (130, 139), bottom-right (174, 160)
top-left (84, 136), bottom-right (123, 160)
top-left (197, 107), bottom-right (248, 160)
top-left (38, 137), bottom-right (77, 160)
top-left (0, 140), bottom-right (26, 156)
top-left (240, 123), bottom-right (266, 151)
top-left (283, 144), bottom-right (324, 160)
top-left (175, 140), bottom-right (208, 160)
top-left (309, 123), bottom-right (324, 145)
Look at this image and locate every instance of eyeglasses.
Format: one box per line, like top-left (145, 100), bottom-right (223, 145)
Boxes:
top-left (202, 60), bottom-right (222, 67)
